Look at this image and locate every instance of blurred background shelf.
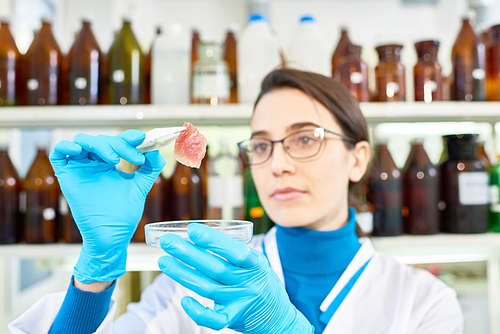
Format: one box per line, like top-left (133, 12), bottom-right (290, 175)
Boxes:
top-left (1, 102), bottom-right (500, 128)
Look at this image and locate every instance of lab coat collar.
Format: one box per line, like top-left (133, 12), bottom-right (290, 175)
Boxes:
top-left (262, 229), bottom-right (375, 312)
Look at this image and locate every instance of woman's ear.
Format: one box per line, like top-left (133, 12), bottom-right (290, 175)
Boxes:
top-left (349, 141), bottom-right (371, 183)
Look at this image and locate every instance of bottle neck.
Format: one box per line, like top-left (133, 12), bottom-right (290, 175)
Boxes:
top-left (416, 48), bottom-right (438, 61)
top-left (377, 47), bottom-right (402, 63)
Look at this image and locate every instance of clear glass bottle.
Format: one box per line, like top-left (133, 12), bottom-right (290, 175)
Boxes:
top-left (337, 44), bottom-right (369, 102)
top-left (375, 44), bottom-right (406, 102)
top-left (367, 142), bottom-right (403, 236)
top-left (22, 19), bottom-right (63, 106)
top-left (0, 20), bottom-right (20, 106)
top-left (223, 28), bottom-right (238, 103)
top-left (207, 138), bottom-right (244, 220)
top-left (0, 147), bottom-right (21, 243)
top-left (486, 24), bottom-right (500, 101)
top-left (331, 28), bottom-right (352, 78)
top-left (24, 147), bottom-right (59, 243)
top-left (402, 139), bottom-right (440, 234)
top-left (451, 14), bottom-right (486, 101)
top-left (66, 19), bottom-right (102, 105)
top-left (439, 134), bottom-right (488, 233)
top-left (107, 19), bottom-right (144, 105)
top-left (191, 42), bottom-right (230, 106)
top-left (414, 40), bottom-right (442, 102)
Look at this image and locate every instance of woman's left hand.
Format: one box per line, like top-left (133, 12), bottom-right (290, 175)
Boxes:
top-left (158, 223), bottom-right (314, 334)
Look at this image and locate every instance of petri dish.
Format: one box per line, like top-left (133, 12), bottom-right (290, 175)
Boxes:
top-left (144, 220), bottom-right (253, 249)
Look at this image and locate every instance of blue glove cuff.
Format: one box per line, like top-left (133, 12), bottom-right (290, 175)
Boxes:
top-left (74, 247), bottom-right (128, 283)
top-left (287, 308), bottom-right (315, 334)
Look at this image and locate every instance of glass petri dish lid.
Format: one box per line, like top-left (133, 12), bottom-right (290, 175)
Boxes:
top-left (144, 220), bottom-right (253, 249)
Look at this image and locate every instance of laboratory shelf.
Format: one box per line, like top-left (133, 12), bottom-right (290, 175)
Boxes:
top-left (1, 101), bottom-right (500, 128)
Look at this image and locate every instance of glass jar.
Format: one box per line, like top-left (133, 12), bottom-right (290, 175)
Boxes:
top-left (439, 134), bottom-right (488, 233)
top-left (402, 139), bottom-right (440, 234)
top-left (337, 45), bottom-right (370, 102)
top-left (192, 42), bottom-right (230, 106)
top-left (375, 44), bottom-right (406, 102)
top-left (367, 142), bottom-right (403, 236)
top-left (486, 24), bottom-right (500, 101)
top-left (414, 40), bottom-right (442, 102)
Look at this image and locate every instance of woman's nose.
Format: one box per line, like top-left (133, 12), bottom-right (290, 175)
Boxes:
top-left (270, 142), bottom-right (296, 175)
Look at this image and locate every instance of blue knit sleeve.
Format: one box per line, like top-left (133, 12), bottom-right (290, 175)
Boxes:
top-left (49, 277), bottom-right (116, 334)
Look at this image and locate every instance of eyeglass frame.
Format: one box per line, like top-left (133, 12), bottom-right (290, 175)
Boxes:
top-left (237, 127), bottom-right (357, 166)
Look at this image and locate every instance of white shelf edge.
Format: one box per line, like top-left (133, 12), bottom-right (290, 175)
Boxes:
top-left (0, 102), bottom-right (499, 128)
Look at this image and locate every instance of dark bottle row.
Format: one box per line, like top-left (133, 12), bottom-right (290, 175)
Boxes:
top-left (363, 134), bottom-right (500, 236)
top-left (0, 146), bottom-right (273, 244)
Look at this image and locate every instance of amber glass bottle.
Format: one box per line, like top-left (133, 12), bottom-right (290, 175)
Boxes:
top-left (402, 139), bottom-right (440, 234)
top-left (0, 148), bottom-right (21, 243)
top-left (451, 15), bottom-right (485, 101)
top-left (337, 44), bottom-right (369, 102)
top-left (0, 20), bottom-right (20, 106)
top-left (24, 148), bottom-right (59, 243)
top-left (22, 19), bottom-right (63, 106)
top-left (331, 28), bottom-right (352, 78)
top-left (367, 143), bottom-right (403, 236)
top-left (223, 29), bottom-right (238, 103)
top-left (414, 40), bottom-right (442, 102)
top-left (66, 19), bottom-right (102, 105)
top-left (133, 173), bottom-right (167, 242)
top-left (144, 26), bottom-right (162, 105)
top-left (107, 19), bottom-right (144, 105)
top-left (60, 195), bottom-right (81, 243)
top-left (190, 29), bottom-right (201, 104)
top-left (169, 162), bottom-right (204, 220)
top-left (375, 44), bottom-right (405, 102)
top-left (476, 141), bottom-right (494, 170)
top-left (199, 149), bottom-right (209, 218)
top-left (439, 134), bottom-right (488, 233)
top-left (486, 24), bottom-right (500, 101)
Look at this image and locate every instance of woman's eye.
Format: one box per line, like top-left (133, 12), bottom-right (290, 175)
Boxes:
top-left (253, 142), bottom-right (269, 153)
top-left (298, 136), bottom-right (315, 145)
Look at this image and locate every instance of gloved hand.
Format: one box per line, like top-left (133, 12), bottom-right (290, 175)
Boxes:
top-left (158, 223), bottom-right (314, 334)
top-left (49, 130), bottom-right (165, 283)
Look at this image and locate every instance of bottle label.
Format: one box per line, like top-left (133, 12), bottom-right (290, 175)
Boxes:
top-left (490, 185), bottom-right (500, 212)
top-left (208, 175), bottom-right (243, 207)
top-left (458, 172), bottom-right (489, 205)
top-left (27, 79), bottom-right (39, 91)
top-left (193, 73), bottom-right (230, 99)
top-left (74, 77), bottom-right (87, 89)
top-left (472, 68), bottom-right (485, 80)
top-left (113, 70), bottom-right (125, 83)
top-left (350, 72), bottom-right (363, 84)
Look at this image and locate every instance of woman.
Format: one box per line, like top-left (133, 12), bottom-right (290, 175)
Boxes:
top-left (9, 69), bottom-right (463, 333)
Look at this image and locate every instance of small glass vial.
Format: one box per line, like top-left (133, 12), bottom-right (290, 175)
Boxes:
top-left (337, 44), bottom-right (370, 102)
top-left (414, 40), bottom-right (442, 102)
top-left (191, 42), bottom-right (230, 106)
top-left (486, 24), bottom-right (500, 101)
top-left (374, 44), bottom-right (405, 102)
top-left (439, 134), bottom-right (489, 233)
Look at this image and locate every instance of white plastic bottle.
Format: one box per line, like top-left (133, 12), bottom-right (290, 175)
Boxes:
top-left (237, 14), bottom-right (282, 104)
top-left (152, 23), bottom-right (190, 104)
top-left (287, 15), bottom-right (331, 76)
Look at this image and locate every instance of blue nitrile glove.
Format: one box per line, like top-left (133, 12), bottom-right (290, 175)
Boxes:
top-left (158, 223), bottom-right (315, 334)
top-left (49, 130), bottom-right (166, 283)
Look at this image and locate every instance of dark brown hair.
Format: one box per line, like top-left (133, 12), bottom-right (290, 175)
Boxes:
top-left (254, 68), bottom-right (369, 145)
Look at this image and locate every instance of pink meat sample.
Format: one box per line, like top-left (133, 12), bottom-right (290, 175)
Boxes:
top-left (173, 122), bottom-right (207, 168)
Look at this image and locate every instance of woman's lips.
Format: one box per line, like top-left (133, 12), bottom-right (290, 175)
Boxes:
top-left (271, 187), bottom-right (306, 201)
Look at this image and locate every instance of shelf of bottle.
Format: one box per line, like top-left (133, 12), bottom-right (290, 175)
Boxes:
top-left (1, 102), bottom-right (500, 129)
top-left (1, 233), bottom-right (500, 271)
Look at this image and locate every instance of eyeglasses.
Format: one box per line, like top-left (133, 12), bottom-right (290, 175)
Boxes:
top-left (237, 127), bottom-right (357, 166)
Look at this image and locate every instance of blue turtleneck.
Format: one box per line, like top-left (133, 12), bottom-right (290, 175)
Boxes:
top-left (275, 208), bottom-right (361, 334)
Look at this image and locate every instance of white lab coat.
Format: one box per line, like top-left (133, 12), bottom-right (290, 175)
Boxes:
top-left (9, 228), bottom-right (464, 334)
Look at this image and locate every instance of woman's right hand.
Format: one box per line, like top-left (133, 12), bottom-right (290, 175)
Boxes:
top-left (49, 129), bottom-right (166, 283)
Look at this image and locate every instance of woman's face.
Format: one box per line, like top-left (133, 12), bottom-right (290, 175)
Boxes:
top-left (250, 88), bottom-right (368, 231)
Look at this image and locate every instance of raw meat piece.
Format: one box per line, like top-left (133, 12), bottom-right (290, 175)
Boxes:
top-left (173, 122), bottom-right (207, 168)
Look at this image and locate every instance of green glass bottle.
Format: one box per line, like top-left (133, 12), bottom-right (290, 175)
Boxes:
top-left (107, 19), bottom-right (144, 105)
top-left (243, 168), bottom-right (273, 234)
top-left (489, 158), bottom-right (500, 232)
